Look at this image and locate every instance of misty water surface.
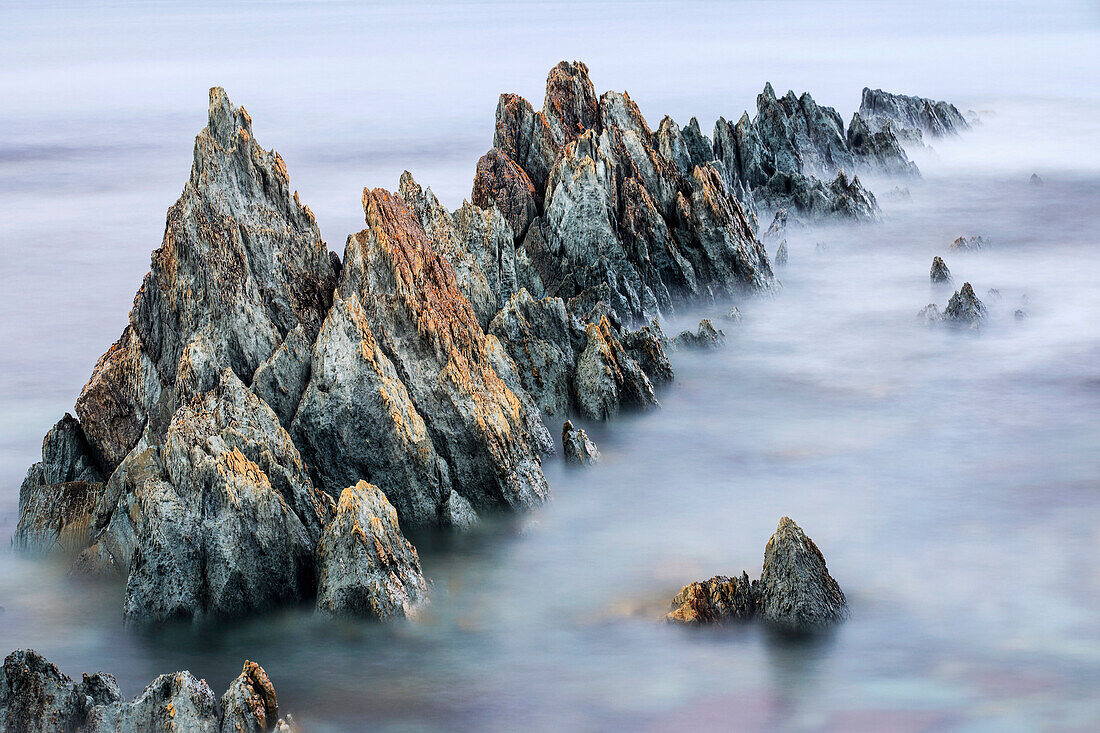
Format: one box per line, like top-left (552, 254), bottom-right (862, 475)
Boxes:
top-left (1, 1), bottom-right (1099, 731)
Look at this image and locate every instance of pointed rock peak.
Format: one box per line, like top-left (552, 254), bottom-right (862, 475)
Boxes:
top-left (688, 117), bottom-right (702, 133)
top-left (206, 86), bottom-right (253, 148)
top-left (398, 170), bottom-right (437, 207)
top-left (737, 111), bottom-right (751, 126)
top-left (761, 82), bottom-right (776, 101)
top-left (543, 60), bottom-right (600, 144)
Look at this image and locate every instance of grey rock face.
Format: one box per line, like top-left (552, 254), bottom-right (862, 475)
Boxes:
top-left (859, 87), bottom-right (970, 141)
top-left (775, 241), bottom-right (789, 266)
top-left (574, 316), bottom-right (659, 421)
top-left (930, 256), bottom-right (952, 283)
top-left (724, 307), bottom-right (744, 323)
top-left (673, 319), bottom-right (726, 350)
top-left (759, 517), bottom-right (848, 632)
top-left (111, 369), bottom-right (332, 624)
top-left (562, 420), bottom-right (601, 466)
top-left (666, 572), bottom-right (756, 625)
top-left (950, 235), bottom-right (986, 251)
top-left (944, 282), bottom-right (987, 324)
top-left (295, 188), bottom-right (549, 524)
top-left (86, 672), bottom-right (220, 732)
top-left (0, 649), bottom-right (121, 733)
top-left (74, 87), bottom-right (336, 475)
top-left (918, 303), bottom-right (943, 323)
top-left (315, 481), bottom-right (428, 620)
top-left (847, 112), bottom-right (919, 178)
top-left (470, 146), bottom-right (540, 242)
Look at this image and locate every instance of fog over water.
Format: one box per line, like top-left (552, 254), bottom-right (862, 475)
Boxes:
top-left (2, 1), bottom-right (1100, 730)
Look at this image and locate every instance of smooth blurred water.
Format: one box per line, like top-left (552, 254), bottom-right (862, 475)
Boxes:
top-left (2, 2), bottom-right (1099, 731)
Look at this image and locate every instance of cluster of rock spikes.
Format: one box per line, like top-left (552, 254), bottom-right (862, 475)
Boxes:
top-left (13, 61), bottom-right (948, 627)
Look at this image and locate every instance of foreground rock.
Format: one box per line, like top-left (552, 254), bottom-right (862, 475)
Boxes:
top-left (0, 650), bottom-right (295, 733)
top-left (943, 282), bottom-right (987, 324)
top-left (930, 256), bottom-right (952, 283)
top-left (562, 421), bottom-right (601, 466)
top-left (758, 516), bottom-right (849, 632)
top-left (666, 517), bottom-right (847, 633)
top-left (315, 481), bottom-right (428, 620)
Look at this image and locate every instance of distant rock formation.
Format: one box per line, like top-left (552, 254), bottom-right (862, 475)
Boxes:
top-left (859, 87), bottom-right (970, 146)
top-left (1029, 173), bottom-right (1044, 187)
top-left (666, 517), bottom-right (847, 632)
top-left (930, 256), bottom-right (952, 283)
top-left (673, 319), bottom-right (726, 350)
top-left (950, 235), bottom-right (986, 252)
top-left (0, 650), bottom-right (295, 732)
top-left (944, 282), bottom-right (987, 324)
top-left (562, 421), bottom-right (601, 466)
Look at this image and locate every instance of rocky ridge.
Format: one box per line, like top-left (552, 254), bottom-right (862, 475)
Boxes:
top-left (859, 87), bottom-right (970, 146)
top-left (0, 649), bottom-right (295, 732)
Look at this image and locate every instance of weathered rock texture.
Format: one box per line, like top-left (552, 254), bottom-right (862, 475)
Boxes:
top-left (315, 481), bottom-right (428, 619)
top-left (666, 572), bottom-right (756, 625)
top-left (943, 282), bottom-right (987, 324)
top-left (666, 517), bottom-right (847, 633)
top-left (0, 649), bottom-right (121, 733)
top-left (758, 517), bottom-right (849, 632)
top-left (950, 235), bottom-right (986, 252)
top-left (562, 421), bottom-right (601, 466)
top-left (673, 319), bottom-right (726, 350)
top-left (860, 88), bottom-right (969, 146)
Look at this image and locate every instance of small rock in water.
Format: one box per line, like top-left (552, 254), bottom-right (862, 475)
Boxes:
top-left (1015, 309), bottom-right (1029, 321)
top-left (724, 307), bottom-right (744, 323)
top-left (986, 288), bottom-right (1001, 301)
top-left (943, 282), bottom-right (987, 325)
top-left (949, 235), bottom-right (986, 251)
top-left (930, 256), bottom-right (952, 284)
top-left (759, 517), bottom-right (849, 633)
top-left (315, 481), bottom-right (429, 620)
top-left (918, 303), bottom-right (943, 323)
top-left (674, 319), bottom-right (726, 350)
top-left (775, 240), bottom-right (788, 267)
top-left (562, 421), bottom-right (601, 466)
top-left (666, 572), bottom-right (756, 625)
top-left (886, 185), bottom-right (912, 200)
top-left (1029, 173), bottom-right (1044, 186)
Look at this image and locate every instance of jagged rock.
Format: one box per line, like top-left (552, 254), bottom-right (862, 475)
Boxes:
top-left (543, 61), bottom-right (601, 146)
top-left (250, 324), bottom-right (314, 429)
top-left (986, 288), bottom-right (1001, 301)
top-left (487, 289), bottom-right (578, 417)
top-left (1015, 309), bottom-right (1028, 321)
top-left (73, 87), bottom-right (336, 475)
top-left (826, 171), bottom-right (878, 219)
top-left (441, 490), bottom-right (479, 531)
top-left (724, 307), bottom-right (743, 323)
top-left (655, 116), bottom-right (712, 178)
top-left (944, 282), bottom-right (986, 324)
top-left (758, 517), bottom-right (848, 633)
top-left (294, 188), bottom-right (550, 526)
top-left (0, 649), bottom-right (121, 732)
top-left (1029, 173), bottom-right (1043, 187)
top-left (886, 185), bottom-right (912, 200)
top-left (950, 235), bottom-right (986, 251)
top-left (15, 414), bottom-right (106, 555)
top-left (930, 256), bottom-right (952, 283)
top-left (674, 319), bottom-right (726, 350)
top-left (761, 209), bottom-right (787, 246)
top-left (846, 111), bottom-right (919, 177)
top-left (666, 572), bottom-right (756, 625)
top-left (618, 321), bottom-right (675, 386)
top-left (574, 316), bottom-right (658, 420)
top-left (219, 660), bottom-right (280, 733)
top-left (918, 304), bottom-right (942, 323)
top-left (775, 241), bottom-right (788, 266)
top-left (859, 87), bottom-right (969, 141)
top-left (86, 671), bottom-right (220, 732)
top-left (316, 481), bottom-right (428, 620)
top-left (471, 147), bottom-right (539, 241)
top-left (562, 421), bottom-right (601, 466)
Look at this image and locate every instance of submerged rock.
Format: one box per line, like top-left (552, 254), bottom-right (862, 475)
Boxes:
top-left (775, 241), bottom-right (789, 266)
top-left (950, 235), bottom-right (986, 252)
top-left (673, 319), bottom-right (726, 350)
top-left (315, 481), bottom-right (428, 620)
top-left (918, 303), bottom-right (943, 323)
top-left (562, 421), bottom-right (601, 466)
top-left (1015, 309), bottom-right (1028, 321)
top-left (665, 572), bottom-right (756, 625)
top-left (724, 306), bottom-right (743, 323)
top-left (943, 282), bottom-right (987, 324)
top-left (930, 256), bottom-right (952, 283)
top-left (759, 517), bottom-right (849, 632)
top-left (1029, 173), bottom-right (1044, 187)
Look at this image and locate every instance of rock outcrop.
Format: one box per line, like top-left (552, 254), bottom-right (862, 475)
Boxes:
top-left (943, 282), bottom-right (987, 324)
top-left (1029, 173), bottom-right (1044, 187)
top-left (562, 421), bottom-right (601, 466)
top-left (673, 319), bottom-right (726, 350)
top-left (315, 481), bottom-right (428, 620)
top-left (666, 517), bottom-right (847, 633)
top-left (930, 256), bottom-right (952, 283)
top-left (0, 649), bottom-right (121, 733)
top-left (950, 235), bottom-right (986, 252)
top-left (665, 573), bottom-right (756, 625)
top-left (846, 112), bottom-right (919, 177)
top-left (758, 517), bottom-right (849, 632)
top-left (859, 87), bottom-right (970, 145)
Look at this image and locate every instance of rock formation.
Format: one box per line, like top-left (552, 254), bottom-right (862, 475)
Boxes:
top-left (950, 235), bottom-right (986, 252)
top-left (859, 87), bottom-right (970, 145)
top-left (666, 517), bottom-right (847, 633)
top-left (315, 481), bottom-right (429, 619)
top-left (1029, 173), bottom-right (1044, 187)
top-left (0, 649), bottom-right (121, 733)
top-left (562, 421), bottom-right (601, 466)
top-left (943, 282), bottom-right (987, 324)
top-left (930, 256), bottom-right (952, 283)
top-left (673, 319), bottom-right (726, 350)
top-left (665, 573), bottom-right (756, 625)
top-left (846, 112), bottom-right (919, 177)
